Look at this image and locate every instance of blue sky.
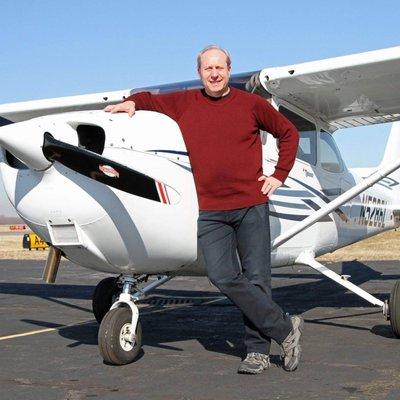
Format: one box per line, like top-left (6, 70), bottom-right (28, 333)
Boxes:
top-left (0, 0), bottom-right (399, 215)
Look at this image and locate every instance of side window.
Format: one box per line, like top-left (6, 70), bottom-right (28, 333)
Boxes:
top-left (279, 106), bottom-right (317, 165)
top-left (320, 131), bottom-right (344, 173)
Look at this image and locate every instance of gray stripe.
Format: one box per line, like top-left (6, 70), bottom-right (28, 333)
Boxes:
top-left (270, 200), bottom-right (310, 210)
top-left (270, 210), bottom-right (331, 223)
top-left (269, 211), bottom-right (307, 221)
top-left (274, 189), bottom-right (314, 198)
top-left (322, 188), bottom-right (341, 196)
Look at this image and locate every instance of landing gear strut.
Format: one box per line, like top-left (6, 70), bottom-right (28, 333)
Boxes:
top-left (97, 274), bottom-right (171, 365)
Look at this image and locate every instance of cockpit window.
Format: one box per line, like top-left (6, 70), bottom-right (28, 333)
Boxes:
top-left (320, 131), bottom-right (344, 173)
top-left (279, 106), bottom-right (317, 165)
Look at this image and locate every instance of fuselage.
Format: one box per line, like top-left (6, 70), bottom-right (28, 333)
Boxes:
top-left (0, 106), bottom-right (397, 276)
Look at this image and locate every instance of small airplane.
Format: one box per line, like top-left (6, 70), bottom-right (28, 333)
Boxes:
top-left (1, 45), bottom-right (400, 365)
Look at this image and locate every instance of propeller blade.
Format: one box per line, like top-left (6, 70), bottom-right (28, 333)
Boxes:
top-left (42, 132), bottom-right (161, 202)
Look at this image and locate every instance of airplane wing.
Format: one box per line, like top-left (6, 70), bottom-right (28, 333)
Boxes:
top-left (0, 72), bottom-right (256, 125)
top-left (2, 45), bottom-right (399, 131)
top-left (0, 89), bottom-right (132, 124)
top-left (260, 46), bottom-right (400, 131)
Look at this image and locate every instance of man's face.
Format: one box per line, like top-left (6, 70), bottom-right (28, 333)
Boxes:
top-left (198, 49), bottom-right (231, 97)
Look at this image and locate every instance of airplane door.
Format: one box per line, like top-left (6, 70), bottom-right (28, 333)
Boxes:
top-left (318, 130), bottom-right (345, 196)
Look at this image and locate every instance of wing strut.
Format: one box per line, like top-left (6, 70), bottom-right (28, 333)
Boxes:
top-left (271, 156), bottom-right (400, 250)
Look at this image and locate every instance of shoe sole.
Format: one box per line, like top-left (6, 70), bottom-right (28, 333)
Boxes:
top-left (238, 365), bottom-right (270, 374)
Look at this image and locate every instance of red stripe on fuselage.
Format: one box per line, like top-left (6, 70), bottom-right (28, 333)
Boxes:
top-left (156, 181), bottom-right (167, 204)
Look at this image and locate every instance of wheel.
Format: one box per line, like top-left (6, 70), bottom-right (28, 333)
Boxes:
top-left (390, 280), bottom-right (400, 338)
top-left (98, 307), bottom-right (142, 365)
top-left (92, 277), bottom-right (120, 323)
top-left (390, 281), bottom-right (400, 337)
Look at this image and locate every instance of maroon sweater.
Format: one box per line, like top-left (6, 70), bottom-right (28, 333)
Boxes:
top-left (125, 87), bottom-right (299, 211)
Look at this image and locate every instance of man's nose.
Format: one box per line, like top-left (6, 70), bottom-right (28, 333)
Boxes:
top-left (210, 69), bottom-right (219, 78)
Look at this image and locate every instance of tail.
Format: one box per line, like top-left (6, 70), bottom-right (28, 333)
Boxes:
top-left (378, 122), bottom-right (400, 186)
top-left (380, 122), bottom-right (400, 167)
top-left (349, 122), bottom-right (400, 180)
top-left (349, 122), bottom-right (400, 194)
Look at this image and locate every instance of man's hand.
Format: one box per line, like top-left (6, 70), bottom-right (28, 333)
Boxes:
top-left (104, 100), bottom-right (136, 117)
top-left (258, 175), bottom-right (282, 197)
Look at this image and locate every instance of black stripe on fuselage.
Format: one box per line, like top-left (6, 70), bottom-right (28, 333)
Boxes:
top-left (288, 176), bottom-right (349, 221)
top-left (288, 176), bottom-right (332, 203)
top-left (148, 149), bottom-right (189, 156)
top-left (301, 199), bottom-right (332, 221)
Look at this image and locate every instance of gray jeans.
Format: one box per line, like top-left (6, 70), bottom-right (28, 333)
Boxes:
top-left (197, 203), bottom-right (292, 354)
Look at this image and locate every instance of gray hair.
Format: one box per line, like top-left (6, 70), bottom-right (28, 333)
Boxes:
top-left (197, 45), bottom-right (231, 70)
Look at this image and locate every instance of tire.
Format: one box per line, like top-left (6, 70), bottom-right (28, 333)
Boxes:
top-left (92, 277), bottom-right (120, 323)
top-left (98, 307), bottom-right (142, 365)
top-left (390, 280), bottom-right (400, 338)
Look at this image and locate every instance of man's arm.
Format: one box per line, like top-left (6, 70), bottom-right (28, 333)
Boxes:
top-left (104, 91), bottom-right (187, 121)
top-left (254, 98), bottom-right (299, 196)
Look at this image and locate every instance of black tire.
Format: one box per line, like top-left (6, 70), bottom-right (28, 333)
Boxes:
top-left (390, 281), bottom-right (400, 338)
top-left (92, 277), bottom-right (120, 323)
top-left (98, 307), bottom-right (142, 365)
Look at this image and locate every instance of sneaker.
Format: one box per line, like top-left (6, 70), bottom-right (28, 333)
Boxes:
top-left (281, 315), bottom-right (304, 372)
top-left (237, 352), bottom-right (270, 374)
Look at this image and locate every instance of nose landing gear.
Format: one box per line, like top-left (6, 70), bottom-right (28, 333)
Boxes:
top-left (98, 307), bottom-right (143, 365)
top-left (96, 274), bottom-right (171, 365)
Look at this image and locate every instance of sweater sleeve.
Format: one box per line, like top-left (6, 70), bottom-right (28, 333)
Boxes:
top-left (124, 91), bottom-right (188, 121)
top-left (253, 98), bottom-right (299, 184)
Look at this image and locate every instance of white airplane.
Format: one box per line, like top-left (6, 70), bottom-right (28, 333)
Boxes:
top-left (1, 46), bottom-right (400, 365)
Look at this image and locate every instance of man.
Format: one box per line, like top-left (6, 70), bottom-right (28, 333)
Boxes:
top-left (105, 45), bottom-right (302, 374)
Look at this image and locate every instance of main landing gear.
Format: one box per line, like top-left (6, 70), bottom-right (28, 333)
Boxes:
top-left (390, 281), bottom-right (400, 338)
top-left (93, 274), bottom-right (172, 365)
top-left (295, 250), bottom-right (400, 338)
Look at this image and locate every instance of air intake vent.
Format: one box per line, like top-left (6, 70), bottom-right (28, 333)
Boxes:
top-left (5, 150), bottom-right (29, 169)
top-left (76, 124), bottom-right (105, 155)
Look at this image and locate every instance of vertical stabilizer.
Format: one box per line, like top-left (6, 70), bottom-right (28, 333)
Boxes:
top-left (380, 122), bottom-right (400, 169)
top-left (378, 122), bottom-right (400, 199)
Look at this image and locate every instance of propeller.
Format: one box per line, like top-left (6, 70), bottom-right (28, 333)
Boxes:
top-left (42, 132), bottom-right (162, 202)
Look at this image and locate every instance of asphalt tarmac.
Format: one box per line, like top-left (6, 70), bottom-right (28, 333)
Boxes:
top-left (1, 259), bottom-right (400, 400)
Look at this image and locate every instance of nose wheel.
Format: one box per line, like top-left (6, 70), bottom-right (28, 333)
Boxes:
top-left (97, 274), bottom-right (171, 365)
top-left (98, 307), bottom-right (142, 365)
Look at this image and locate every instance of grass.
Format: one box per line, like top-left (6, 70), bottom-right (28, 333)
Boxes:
top-left (1, 225), bottom-right (400, 262)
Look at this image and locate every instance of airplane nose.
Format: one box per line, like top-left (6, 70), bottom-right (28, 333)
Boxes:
top-left (0, 119), bottom-right (78, 170)
top-left (0, 121), bottom-right (52, 170)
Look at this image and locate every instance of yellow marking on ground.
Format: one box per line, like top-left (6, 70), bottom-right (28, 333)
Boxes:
top-left (0, 320), bottom-right (93, 341)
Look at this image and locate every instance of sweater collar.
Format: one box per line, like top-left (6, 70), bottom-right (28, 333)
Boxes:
top-left (200, 87), bottom-right (236, 104)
